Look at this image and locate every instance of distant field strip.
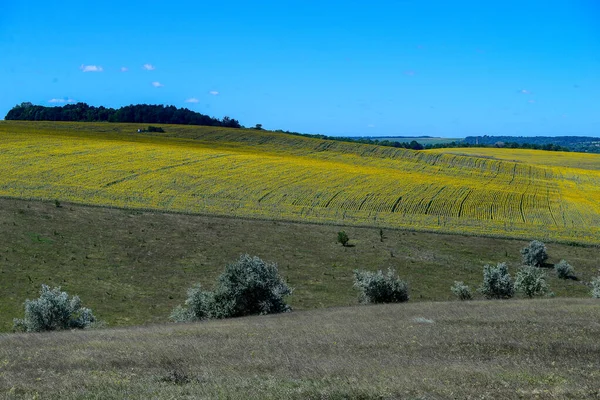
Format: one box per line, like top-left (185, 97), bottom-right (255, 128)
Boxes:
top-left (1, 122), bottom-right (599, 243)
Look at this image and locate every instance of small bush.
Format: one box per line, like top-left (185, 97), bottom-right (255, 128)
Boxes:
top-left (451, 281), bottom-right (473, 300)
top-left (169, 284), bottom-right (214, 322)
top-left (212, 254), bottom-right (292, 318)
top-left (337, 231), bottom-right (349, 246)
top-left (591, 277), bottom-right (600, 299)
top-left (147, 125), bottom-right (165, 133)
top-left (353, 268), bottom-right (409, 304)
top-left (515, 266), bottom-right (550, 298)
top-left (521, 240), bottom-right (548, 267)
top-left (13, 284), bottom-right (96, 332)
top-left (171, 254), bottom-right (292, 322)
top-left (554, 260), bottom-right (575, 279)
top-left (479, 262), bottom-right (514, 299)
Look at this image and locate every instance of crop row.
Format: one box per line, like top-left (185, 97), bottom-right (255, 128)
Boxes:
top-left (1, 122), bottom-right (599, 244)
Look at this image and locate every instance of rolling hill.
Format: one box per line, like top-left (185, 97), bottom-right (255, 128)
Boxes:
top-left (1, 121), bottom-right (599, 245)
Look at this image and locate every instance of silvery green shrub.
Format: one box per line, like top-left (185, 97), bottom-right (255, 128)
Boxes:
top-left (13, 284), bottom-right (96, 332)
top-left (515, 266), bottom-right (550, 298)
top-left (211, 254), bottom-right (292, 318)
top-left (171, 254), bottom-right (292, 321)
top-left (554, 260), bottom-right (575, 280)
top-left (479, 262), bottom-right (514, 299)
top-left (353, 268), bottom-right (409, 304)
top-left (591, 277), bottom-right (600, 299)
top-left (520, 240), bottom-right (548, 267)
top-left (451, 281), bottom-right (473, 300)
top-left (170, 284), bottom-right (214, 322)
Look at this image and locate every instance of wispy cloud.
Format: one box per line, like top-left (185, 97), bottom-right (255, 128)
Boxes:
top-left (528, 99), bottom-right (536, 103)
top-left (48, 98), bottom-right (75, 104)
top-left (519, 89), bottom-right (531, 94)
top-left (120, 67), bottom-right (128, 72)
top-left (185, 97), bottom-right (199, 103)
top-left (403, 70), bottom-right (416, 76)
top-left (143, 64), bottom-right (155, 71)
top-left (367, 124), bottom-right (376, 128)
top-left (80, 64), bottom-right (103, 72)
top-left (152, 81), bottom-right (164, 87)
top-left (209, 90), bottom-right (219, 95)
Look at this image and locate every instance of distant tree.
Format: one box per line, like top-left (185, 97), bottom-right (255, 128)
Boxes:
top-left (4, 103), bottom-right (242, 129)
top-left (521, 240), bottom-right (548, 267)
top-left (254, 124), bottom-right (263, 130)
top-left (146, 126), bottom-right (165, 133)
top-left (221, 116), bottom-right (241, 128)
top-left (337, 231), bottom-right (349, 247)
top-left (409, 140), bottom-right (424, 150)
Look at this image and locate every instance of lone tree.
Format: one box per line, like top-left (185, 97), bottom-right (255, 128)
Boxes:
top-left (521, 240), bottom-right (548, 267)
top-left (337, 231), bottom-right (349, 247)
top-left (13, 285), bottom-right (97, 332)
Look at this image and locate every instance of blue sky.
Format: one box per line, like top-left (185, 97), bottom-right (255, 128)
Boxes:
top-left (1, 1), bottom-right (598, 137)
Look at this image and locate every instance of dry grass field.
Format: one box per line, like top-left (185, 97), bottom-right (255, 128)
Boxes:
top-left (1, 121), bottom-right (599, 244)
top-left (1, 299), bottom-right (599, 399)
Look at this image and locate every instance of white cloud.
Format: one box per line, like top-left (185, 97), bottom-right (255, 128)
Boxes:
top-left (185, 97), bottom-right (199, 103)
top-left (152, 81), bottom-right (164, 87)
top-left (120, 67), bottom-right (128, 72)
top-left (209, 90), bottom-right (219, 95)
top-left (80, 64), bottom-right (103, 72)
top-left (49, 98), bottom-right (75, 104)
top-left (143, 64), bottom-right (155, 71)
top-left (519, 89), bottom-right (531, 94)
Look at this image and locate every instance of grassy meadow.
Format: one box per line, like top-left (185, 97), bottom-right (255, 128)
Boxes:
top-left (1, 197), bottom-right (599, 332)
top-left (1, 299), bottom-right (599, 399)
top-left (1, 121), bottom-right (599, 244)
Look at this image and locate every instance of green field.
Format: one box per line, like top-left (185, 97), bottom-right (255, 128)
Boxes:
top-left (1, 197), bottom-right (598, 332)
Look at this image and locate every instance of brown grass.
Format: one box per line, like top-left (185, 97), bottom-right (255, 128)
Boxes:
top-left (1, 299), bottom-right (599, 399)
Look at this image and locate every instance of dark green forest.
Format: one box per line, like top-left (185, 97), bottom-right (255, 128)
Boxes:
top-left (5, 102), bottom-right (598, 153)
top-left (5, 102), bottom-right (241, 128)
top-left (464, 135), bottom-right (600, 153)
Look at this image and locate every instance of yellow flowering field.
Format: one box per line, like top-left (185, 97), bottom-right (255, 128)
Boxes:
top-left (1, 121), bottom-right (599, 244)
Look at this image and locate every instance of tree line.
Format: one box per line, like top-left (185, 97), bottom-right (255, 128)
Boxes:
top-left (5, 102), bottom-right (242, 128)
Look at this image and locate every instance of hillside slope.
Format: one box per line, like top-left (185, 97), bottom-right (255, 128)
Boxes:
top-left (1, 299), bottom-right (599, 399)
top-left (1, 121), bottom-right (599, 244)
top-left (2, 197), bottom-right (598, 332)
